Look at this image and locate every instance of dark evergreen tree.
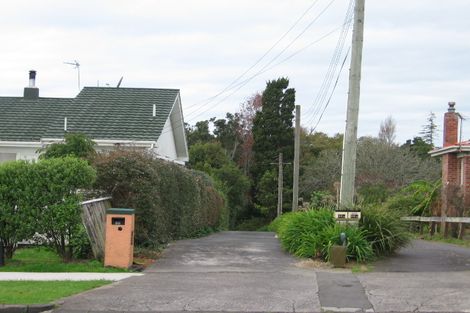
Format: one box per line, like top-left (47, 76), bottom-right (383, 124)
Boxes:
top-left (251, 78), bottom-right (295, 216)
top-left (419, 111), bottom-right (438, 146)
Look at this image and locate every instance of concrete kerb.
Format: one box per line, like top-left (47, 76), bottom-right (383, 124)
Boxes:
top-left (0, 303), bottom-right (55, 313)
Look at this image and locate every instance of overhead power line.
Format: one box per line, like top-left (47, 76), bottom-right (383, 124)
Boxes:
top-left (185, 0), bottom-right (338, 118)
top-left (304, 0), bottom-right (354, 127)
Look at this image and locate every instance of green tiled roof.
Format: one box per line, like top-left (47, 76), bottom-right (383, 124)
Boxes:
top-left (0, 87), bottom-right (179, 142)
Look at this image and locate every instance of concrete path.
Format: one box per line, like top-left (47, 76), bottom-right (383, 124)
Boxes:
top-left (52, 233), bottom-right (470, 313)
top-left (54, 232), bottom-right (321, 313)
top-left (0, 272), bottom-right (143, 281)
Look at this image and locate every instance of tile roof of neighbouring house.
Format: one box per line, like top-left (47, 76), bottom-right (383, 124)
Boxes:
top-left (0, 87), bottom-right (179, 142)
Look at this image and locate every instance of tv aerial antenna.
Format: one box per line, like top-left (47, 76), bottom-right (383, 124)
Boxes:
top-left (64, 60), bottom-right (81, 91)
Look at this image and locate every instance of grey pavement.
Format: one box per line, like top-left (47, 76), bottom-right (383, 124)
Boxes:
top-left (371, 239), bottom-right (470, 272)
top-left (54, 232), bottom-right (320, 313)
top-left (53, 232), bottom-right (470, 313)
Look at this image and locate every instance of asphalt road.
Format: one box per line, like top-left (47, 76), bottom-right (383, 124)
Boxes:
top-left (53, 232), bottom-right (470, 313)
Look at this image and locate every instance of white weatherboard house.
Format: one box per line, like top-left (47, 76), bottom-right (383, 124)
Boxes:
top-left (0, 71), bottom-right (189, 164)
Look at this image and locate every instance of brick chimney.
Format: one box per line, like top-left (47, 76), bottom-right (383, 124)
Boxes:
top-left (23, 70), bottom-right (39, 100)
top-left (443, 101), bottom-right (459, 147)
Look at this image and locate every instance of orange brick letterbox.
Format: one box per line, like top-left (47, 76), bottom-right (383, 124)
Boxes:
top-left (104, 208), bottom-right (135, 269)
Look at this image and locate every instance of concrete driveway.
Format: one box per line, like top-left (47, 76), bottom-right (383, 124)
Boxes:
top-left (53, 232), bottom-right (470, 313)
top-left (54, 232), bottom-right (321, 313)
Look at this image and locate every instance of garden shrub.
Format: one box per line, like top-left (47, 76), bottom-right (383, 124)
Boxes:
top-left (321, 223), bottom-right (374, 262)
top-left (269, 206), bottom-right (410, 262)
top-left (276, 209), bottom-right (335, 258)
top-left (360, 206), bottom-right (411, 255)
top-left (93, 150), bottom-right (228, 247)
top-left (386, 180), bottom-right (440, 216)
top-left (0, 157), bottom-right (95, 261)
top-left (31, 157), bottom-right (96, 261)
top-left (0, 161), bottom-right (36, 258)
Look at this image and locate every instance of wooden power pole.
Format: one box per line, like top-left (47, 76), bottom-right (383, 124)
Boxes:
top-left (292, 105), bottom-right (301, 211)
top-left (277, 152), bottom-right (283, 217)
top-left (339, 0), bottom-right (365, 209)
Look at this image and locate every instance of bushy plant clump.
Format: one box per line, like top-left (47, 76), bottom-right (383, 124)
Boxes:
top-left (93, 150), bottom-right (228, 247)
top-left (270, 205), bottom-right (410, 262)
top-left (275, 209), bottom-right (336, 258)
top-left (0, 157), bottom-right (96, 260)
top-left (360, 206), bottom-right (410, 255)
top-left (321, 224), bottom-right (374, 262)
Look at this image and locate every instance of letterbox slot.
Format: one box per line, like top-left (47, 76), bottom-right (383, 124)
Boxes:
top-left (112, 217), bottom-right (126, 225)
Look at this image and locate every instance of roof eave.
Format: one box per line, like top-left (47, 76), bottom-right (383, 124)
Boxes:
top-left (429, 145), bottom-right (470, 157)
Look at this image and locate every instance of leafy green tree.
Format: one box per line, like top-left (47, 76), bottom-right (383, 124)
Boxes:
top-left (402, 136), bottom-right (434, 159)
top-left (189, 142), bottom-right (251, 228)
top-left (251, 78), bottom-right (295, 216)
top-left (40, 133), bottom-right (96, 160)
top-left (32, 157), bottom-right (96, 261)
top-left (256, 170), bottom-right (278, 219)
top-left (185, 120), bottom-right (214, 147)
top-left (0, 161), bottom-right (36, 258)
top-left (300, 137), bottom-right (441, 204)
top-left (0, 157), bottom-right (95, 261)
top-left (213, 113), bottom-right (242, 161)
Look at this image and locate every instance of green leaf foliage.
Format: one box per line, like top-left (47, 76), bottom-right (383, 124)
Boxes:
top-left (270, 206), bottom-right (409, 262)
top-left (360, 206), bottom-right (411, 255)
top-left (321, 224), bottom-right (374, 262)
top-left (39, 133), bottom-right (96, 160)
top-left (276, 209), bottom-right (335, 258)
top-left (189, 142), bottom-right (251, 228)
top-left (93, 150), bottom-right (228, 247)
top-left (0, 161), bottom-right (36, 258)
top-left (252, 78), bottom-right (295, 216)
top-left (386, 180), bottom-right (440, 216)
top-left (0, 157), bottom-right (96, 260)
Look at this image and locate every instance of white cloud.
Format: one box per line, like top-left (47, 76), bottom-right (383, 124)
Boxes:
top-left (0, 0), bottom-right (469, 143)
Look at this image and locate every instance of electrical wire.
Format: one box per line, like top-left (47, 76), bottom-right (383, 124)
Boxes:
top-left (304, 0), bottom-right (353, 128)
top-left (184, 0), bottom-right (338, 118)
top-left (183, 0), bottom-right (322, 112)
top-left (311, 46), bottom-right (350, 132)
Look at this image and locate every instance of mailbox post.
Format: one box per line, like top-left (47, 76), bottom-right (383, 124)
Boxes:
top-left (104, 208), bottom-right (135, 269)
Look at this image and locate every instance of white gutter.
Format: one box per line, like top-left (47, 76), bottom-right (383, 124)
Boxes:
top-left (0, 141), bottom-right (42, 148)
top-left (429, 145), bottom-right (470, 157)
top-left (41, 138), bottom-right (156, 148)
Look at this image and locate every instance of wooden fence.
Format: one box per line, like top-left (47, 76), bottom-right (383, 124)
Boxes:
top-left (401, 216), bottom-right (470, 223)
top-left (80, 197), bottom-right (112, 260)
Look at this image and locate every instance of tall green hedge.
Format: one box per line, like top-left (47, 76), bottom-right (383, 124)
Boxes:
top-left (93, 150), bottom-right (228, 247)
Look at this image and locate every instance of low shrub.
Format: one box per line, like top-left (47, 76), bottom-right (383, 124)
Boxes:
top-left (276, 209), bottom-right (335, 258)
top-left (321, 224), bottom-right (374, 262)
top-left (267, 212), bottom-right (295, 233)
top-left (360, 206), bottom-right (410, 255)
top-left (270, 205), bottom-right (410, 263)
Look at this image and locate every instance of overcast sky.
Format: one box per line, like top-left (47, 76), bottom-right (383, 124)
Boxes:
top-left (1, 0), bottom-right (469, 144)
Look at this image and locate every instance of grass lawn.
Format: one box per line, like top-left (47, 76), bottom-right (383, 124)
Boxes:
top-left (0, 280), bottom-right (111, 304)
top-left (0, 247), bottom-right (127, 272)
